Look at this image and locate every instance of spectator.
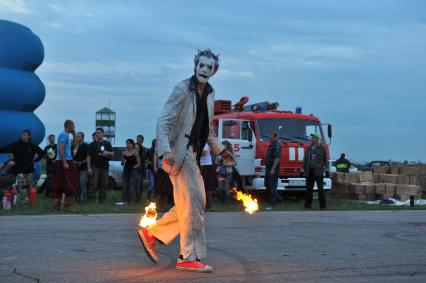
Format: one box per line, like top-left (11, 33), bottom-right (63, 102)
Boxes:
top-left (38, 134), bottom-right (57, 196)
top-left (121, 138), bottom-right (141, 204)
top-left (154, 147), bottom-right (173, 209)
top-left (0, 154), bottom-right (16, 190)
top-left (51, 120), bottom-right (78, 212)
top-left (216, 140), bottom-right (236, 204)
top-left (264, 132), bottom-right (283, 207)
top-left (303, 132), bottom-right (328, 210)
top-left (72, 132), bottom-right (89, 202)
top-left (0, 130), bottom-right (45, 204)
top-left (87, 127), bottom-right (113, 203)
top-left (335, 153), bottom-right (351, 173)
top-left (135, 134), bottom-right (146, 201)
top-left (145, 139), bottom-right (156, 200)
top-left (200, 143), bottom-right (216, 210)
top-left (91, 132), bottom-right (96, 142)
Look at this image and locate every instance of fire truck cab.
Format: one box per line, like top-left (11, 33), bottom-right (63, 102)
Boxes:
top-left (213, 97), bottom-right (332, 192)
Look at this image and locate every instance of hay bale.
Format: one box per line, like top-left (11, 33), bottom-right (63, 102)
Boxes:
top-left (380, 174), bottom-right (399, 184)
top-left (390, 165), bottom-right (401, 175)
top-left (373, 166), bottom-right (390, 174)
top-left (399, 166), bottom-right (420, 176)
top-left (395, 185), bottom-right (422, 195)
top-left (344, 173), bottom-right (360, 184)
top-left (359, 171), bottom-right (374, 183)
top-left (375, 183), bottom-right (386, 194)
top-left (385, 183), bottom-right (397, 195)
top-left (409, 176), bottom-right (418, 185)
top-left (396, 175), bottom-right (410, 185)
top-left (346, 183), bottom-right (365, 194)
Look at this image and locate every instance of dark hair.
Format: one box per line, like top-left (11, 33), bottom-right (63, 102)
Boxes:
top-left (270, 131), bottom-right (278, 138)
top-left (221, 140), bottom-right (234, 155)
top-left (340, 153), bottom-right (346, 158)
top-left (137, 134), bottom-right (144, 140)
top-left (96, 127), bottom-right (104, 133)
top-left (126, 138), bottom-right (135, 145)
top-left (48, 134), bottom-right (55, 139)
top-left (22, 130), bottom-right (31, 136)
top-left (194, 49), bottom-right (220, 73)
top-left (64, 119), bottom-right (74, 128)
top-left (92, 132), bottom-right (96, 137)
top-left (77, 132), bottom-right (85, 138)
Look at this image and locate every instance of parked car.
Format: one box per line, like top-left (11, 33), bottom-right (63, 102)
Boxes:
top-left (329, 160), bottom-right (359, 173)
top-left (108, 146), bottom-right (125, 190)
top-left (358, 160), bottom-right (391, 172)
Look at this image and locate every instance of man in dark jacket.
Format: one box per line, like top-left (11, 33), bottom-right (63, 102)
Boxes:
top-left (302, 132), bottom-right (328, 210)
top-left (38, 134), bottom-right (57, 196)
top-left (0, 130), bottom-right (45, 203)
top-left (264, 132), bottom-right (282, 206)
top-left (335, 153), bottom-right (351, 173)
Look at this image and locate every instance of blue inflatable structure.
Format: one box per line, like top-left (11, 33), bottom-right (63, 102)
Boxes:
top-left (0, 20), bottom-right (45, 162)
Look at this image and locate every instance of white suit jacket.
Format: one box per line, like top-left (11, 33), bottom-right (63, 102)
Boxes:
top-left (157, 77), bottom-right (224, 175)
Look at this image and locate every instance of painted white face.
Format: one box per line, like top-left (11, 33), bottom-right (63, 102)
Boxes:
top-left (195, 56), bottom-right (216, 83)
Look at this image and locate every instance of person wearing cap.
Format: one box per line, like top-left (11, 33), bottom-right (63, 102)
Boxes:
top-left (335, 153), bottom-right (351, 173)
top-left (302, 132), bottom-right (328, 210)
top-left (264, 131), bottom-right (282, 207)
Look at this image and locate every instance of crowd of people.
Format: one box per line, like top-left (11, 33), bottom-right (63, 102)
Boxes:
top-left (0, 119), bottom-right (244, 212)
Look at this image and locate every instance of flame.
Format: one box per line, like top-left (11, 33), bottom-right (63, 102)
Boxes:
top-left (230, 188), bottom-right (259, 214)
top-left (139, 202), bottom-right (158, 228)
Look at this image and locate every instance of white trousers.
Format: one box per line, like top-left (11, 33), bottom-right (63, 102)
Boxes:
top-left (150, 148), bottom-right (206, 260)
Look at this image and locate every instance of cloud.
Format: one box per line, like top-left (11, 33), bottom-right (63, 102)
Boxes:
top-left (39, 61), bottom-right (187, 76)
top-left (218, 68), bottom-right (255, 79)
top-left (0, 0), bottom-right (30, 14)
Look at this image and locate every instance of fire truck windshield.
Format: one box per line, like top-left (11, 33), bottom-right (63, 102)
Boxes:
top-left (257, 118), bottom-right (323, 143)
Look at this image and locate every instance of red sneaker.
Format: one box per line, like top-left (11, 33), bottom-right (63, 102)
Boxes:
top-left (176, 260), bottom-right (213, 273)
top-left (138, 228), bottom-right (158, 263)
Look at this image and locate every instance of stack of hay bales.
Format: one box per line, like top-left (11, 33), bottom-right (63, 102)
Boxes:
top-left (329, 164), bottom-right (426, 201)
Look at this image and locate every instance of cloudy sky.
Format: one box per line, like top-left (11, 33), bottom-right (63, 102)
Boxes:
top-left (1, 0), bottom-right (425, 162)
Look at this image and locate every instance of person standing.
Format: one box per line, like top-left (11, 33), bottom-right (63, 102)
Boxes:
top-left (51, 120), bottom-right (78, 212)
top-left (139, 49), bottom-right (232, 272)
top-left (39, 134), bottom-right (56, 196)
top-left (216, 140), bottom-right (236, 204)
top-left (335, 153), bottom-right (351, 173)
top-left (135, 134), bottom-right (146, 201)
top-left (0, 130), bottom-right (45, 204)
top-left (87, 128), bottom-right (113, 203)
top-left (72, 132), bottom-right (89, 202)
top-left (264, 132), bottom-right (283, 206)
top-left (303, 132), bottom-right (328, 210)
top-left (154, 147), bottom-right (173, 209)
top-left (121, 139), bottom-right (140, 204)
top-left (145, 139), bottom-right (156, 200)
top-left (200, 143), bottom-right (216, 210)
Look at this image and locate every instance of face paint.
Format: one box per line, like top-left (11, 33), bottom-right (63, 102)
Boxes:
top-left (195, 56), bottom-right (216, 83)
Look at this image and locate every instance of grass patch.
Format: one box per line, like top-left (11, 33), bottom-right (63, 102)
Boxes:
top-left (1, 190), bottom-right (426, 216)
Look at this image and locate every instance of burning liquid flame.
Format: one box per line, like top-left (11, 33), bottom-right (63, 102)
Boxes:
top-left (230, 188), bottom-right (259, 214)
top-left (139, 202), bottom-right (158, 228)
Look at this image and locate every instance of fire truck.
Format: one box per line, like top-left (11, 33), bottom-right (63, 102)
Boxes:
top-left (213, 97), bottom-right (332, 192)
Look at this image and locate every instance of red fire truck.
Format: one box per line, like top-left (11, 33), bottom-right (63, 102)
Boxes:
top-left (213, 97), bottom-right (333, 192)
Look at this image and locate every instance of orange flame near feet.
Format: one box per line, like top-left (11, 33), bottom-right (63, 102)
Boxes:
top-left (230, 188), bottom-right (259, 214)
top-left (139, 202), bottom-right (158, 228)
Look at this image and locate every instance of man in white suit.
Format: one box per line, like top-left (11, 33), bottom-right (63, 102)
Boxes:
top-left (139, 49), bottom-right (232, 273)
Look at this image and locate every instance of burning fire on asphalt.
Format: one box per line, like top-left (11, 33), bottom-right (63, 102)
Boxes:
top-left (139, 202), bottom-right (158, 228)
top-left (230, 188), bottom-right (259, 214)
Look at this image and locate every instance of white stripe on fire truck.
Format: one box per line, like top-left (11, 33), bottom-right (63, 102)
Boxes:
top-left (298, 147), bottom-right (304, 161)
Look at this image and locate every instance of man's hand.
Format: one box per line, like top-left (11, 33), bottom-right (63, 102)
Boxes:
top-left (163, 152), bottom-right (174, 165)
top-left (0, 163), bottom-right (4, 169)
top-left (88, 168), bottom-right (93, 176)
top-left (102, 151), bottom-right (110, 157)
top-left (63, 161), bottom-right (70, 170)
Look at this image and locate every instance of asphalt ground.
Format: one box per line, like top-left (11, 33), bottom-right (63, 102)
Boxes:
top-left (1, 210), bottom-right (426, 283)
